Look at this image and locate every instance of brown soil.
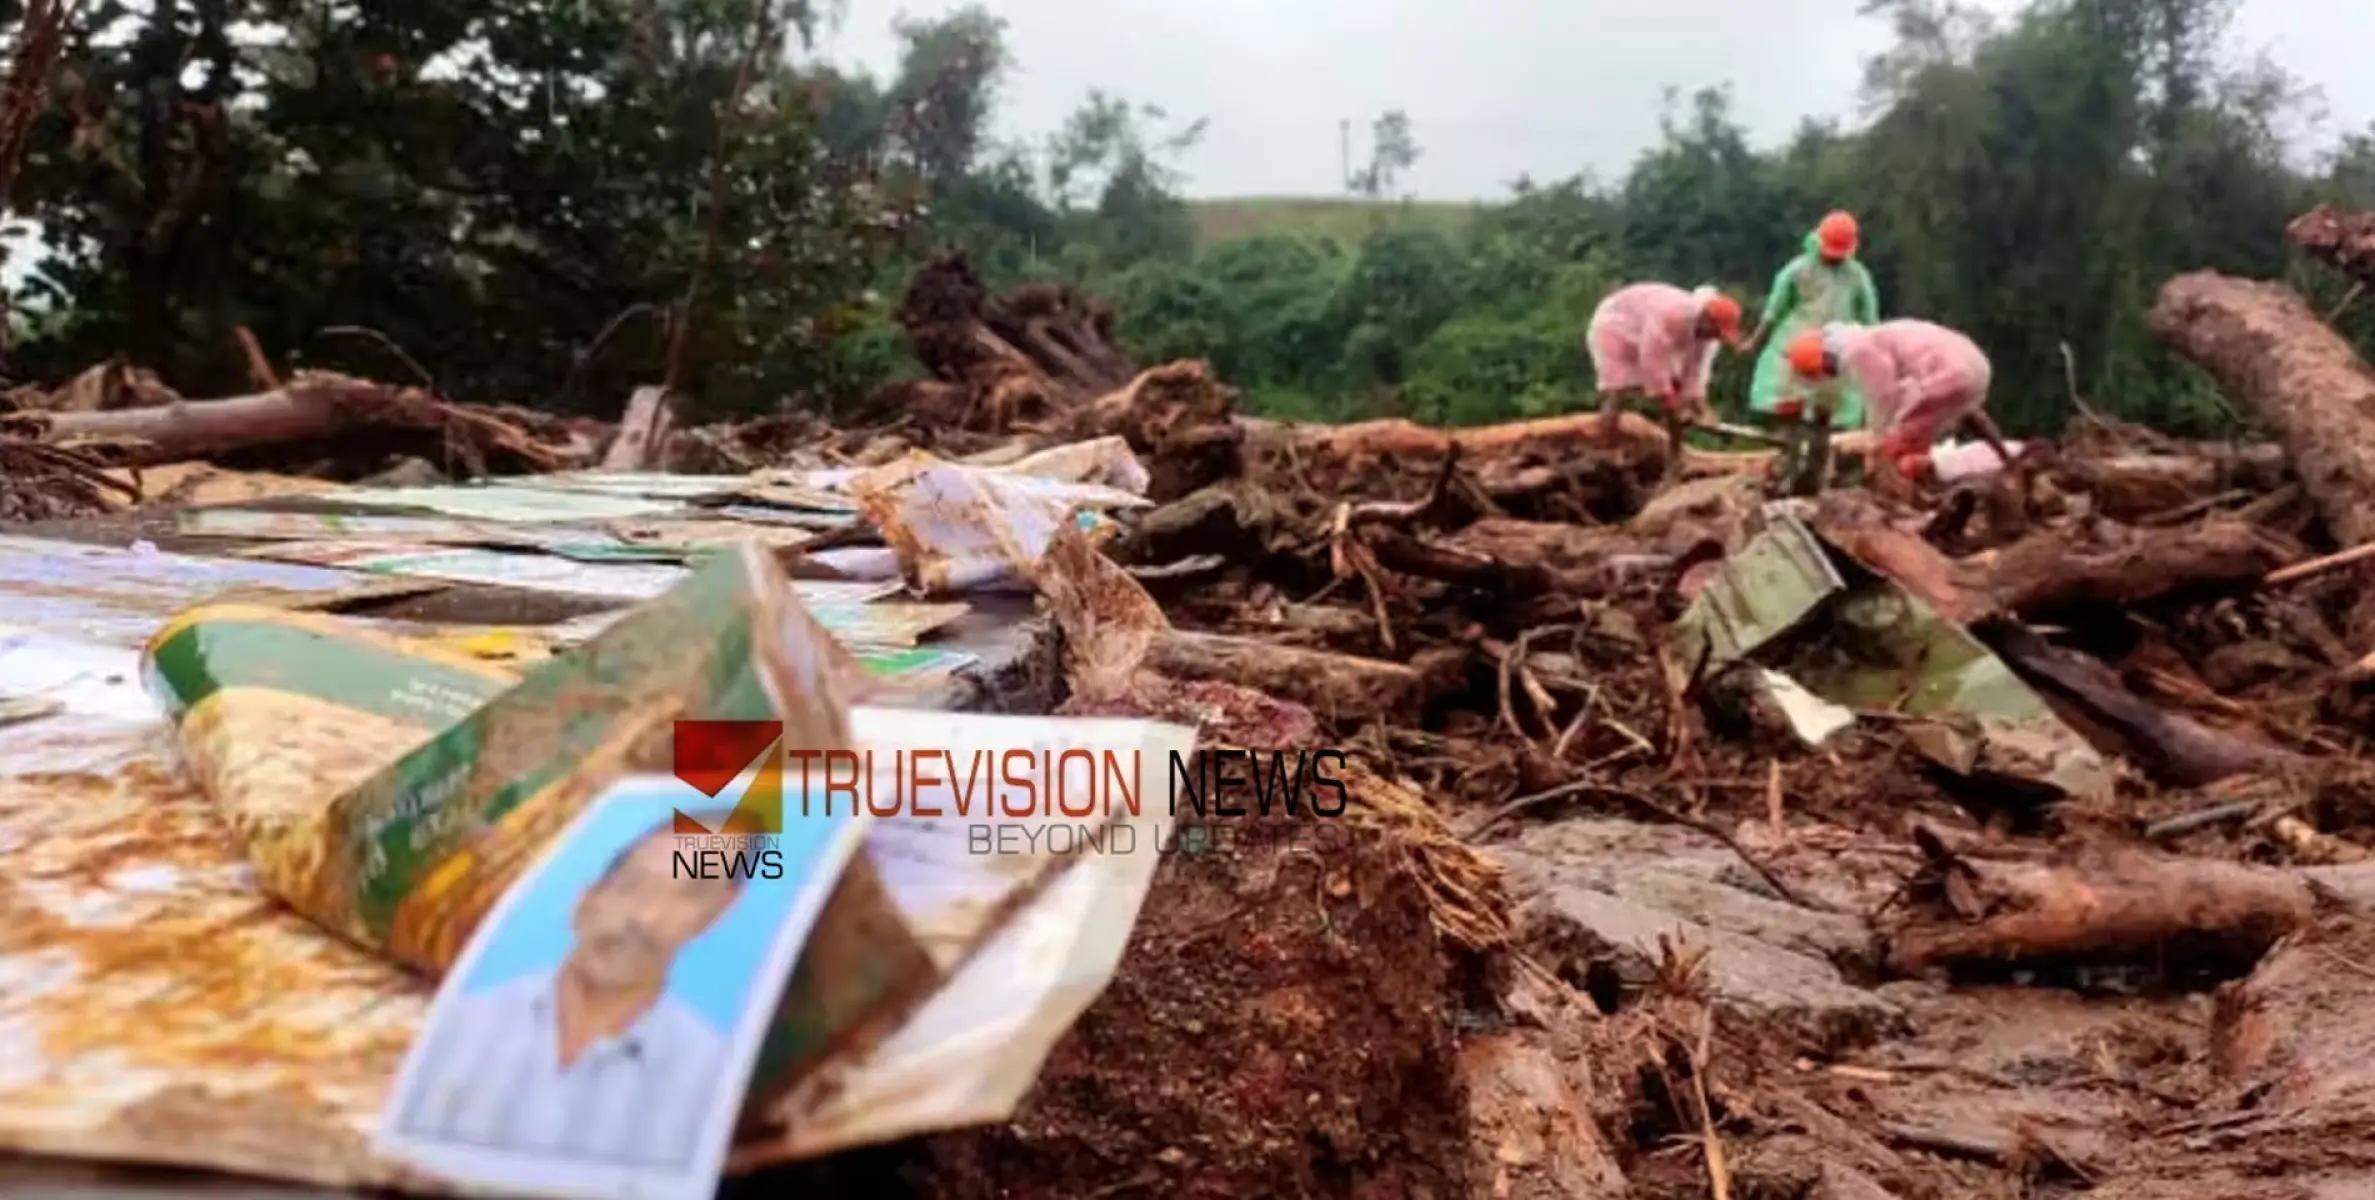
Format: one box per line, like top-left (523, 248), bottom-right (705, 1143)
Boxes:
top-left (765, 807), bottom-right (1480, 1199)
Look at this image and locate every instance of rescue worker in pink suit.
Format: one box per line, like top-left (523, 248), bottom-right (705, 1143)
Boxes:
top-left (1784, 319), bottom-right (2014, 496)
top-left (1586, 283), bottom-right (1745, 450)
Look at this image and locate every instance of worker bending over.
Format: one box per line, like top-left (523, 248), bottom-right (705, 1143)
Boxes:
top-left (1585, 283), bottom-right (1744, 456)
top-left (1783, 320), bottom-right (2014, 498)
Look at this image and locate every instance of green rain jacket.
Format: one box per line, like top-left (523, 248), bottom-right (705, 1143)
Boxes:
top-left (1748, 229), bottom-right (1880, 427)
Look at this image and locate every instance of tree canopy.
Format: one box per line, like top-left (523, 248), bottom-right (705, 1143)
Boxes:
top-left (2, 0), bottom-right (2371, 434)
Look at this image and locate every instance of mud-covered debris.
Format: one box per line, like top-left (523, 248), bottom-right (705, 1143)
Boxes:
top-left (1888, 826), bottom-right (2314, 980)
top-left (889, 804), bottom-right (1482, 1199)
top-left (1680, 514), bottom-right (2114, 801)
top-left (0, 434), bottom-right (135, 521)
top-left (2286, 203), bottom-right (2375, 287)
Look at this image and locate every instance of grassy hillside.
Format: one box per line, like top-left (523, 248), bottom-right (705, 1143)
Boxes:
top-left (1185, 196), bottom-right (1485, 248)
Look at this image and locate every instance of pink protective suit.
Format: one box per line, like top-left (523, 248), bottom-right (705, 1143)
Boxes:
top-left (1825, 319), bottom-right (1992, 453)
top-left (1587, 283), bottom-right (1717, 409)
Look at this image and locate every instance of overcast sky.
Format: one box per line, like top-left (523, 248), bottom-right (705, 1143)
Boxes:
top-left (810, 0), bottom-right (2375, 201)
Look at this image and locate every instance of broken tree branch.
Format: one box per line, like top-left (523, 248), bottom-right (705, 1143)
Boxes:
top-left (1889, 825), bottom-right (2314, 976)
top-left (28, 371), bottom-right (561, 474)
top-left (1981, 621), bottom-right (2313, 787)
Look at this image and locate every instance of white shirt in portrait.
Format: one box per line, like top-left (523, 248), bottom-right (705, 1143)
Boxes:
top-left (398, 968), bottom-right (729, 1168)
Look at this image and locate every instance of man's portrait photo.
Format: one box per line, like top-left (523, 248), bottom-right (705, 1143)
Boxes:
top-left (392, 802), bottom-right (763, 1170)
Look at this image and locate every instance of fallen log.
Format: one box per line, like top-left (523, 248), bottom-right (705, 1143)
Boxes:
top-left (1445, 519), bottom-right (1634, 574)
top-left (2148, 273), bottom-right (2375, 548)
top-left (1218, 602), bottom-right (1379, 648)
top-left (1245, 412), bottom-right (1672, 507)
top-left (28, 371), bottom-right (563, 475)
top-left (1115, 481), bottom-right (1302, 570)
top-left (1981, 621), bottom-right (2312, 787)
top-left (2286, 203), bottom-right (2375, 288)
top-left (1979, 519), bottom-right (2292, 618)
top-left (2056, 445), bottom-right (2291, 523)
top-left (1888, 826), bottom-right (2314, 977)
top-left (1275, 411), bottom-right (1667, 472)
top-left (1680, 431), bottom-right (1878, 480)
top-left (1039, 526), bottom-right (1423, 719)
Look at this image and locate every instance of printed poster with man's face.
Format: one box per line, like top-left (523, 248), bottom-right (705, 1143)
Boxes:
top-left (373, 776), bottom-right (868, 1200)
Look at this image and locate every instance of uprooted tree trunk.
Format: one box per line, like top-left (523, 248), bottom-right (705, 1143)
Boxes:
top-left (888, 251), bottom-right (1139, 434)
top-left (1887, 825), bottom-right (2314, 978)
top-left (27, 371), bottom-right (566, 476)
top-left (1060, 361), bottom-right (1246, 502)
top-left (2150, 273), bottom-right (2375, 550)
top-left (1037, 525), bottom-right (1428, 722)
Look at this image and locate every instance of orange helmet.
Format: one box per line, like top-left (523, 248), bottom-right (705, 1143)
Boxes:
top-left (1785, 330), bottom-right (1832, 378)
top-left (1699, 292), bottom-right (1743, 345)
top-left (1817, 211), bottom-right (1858, 260)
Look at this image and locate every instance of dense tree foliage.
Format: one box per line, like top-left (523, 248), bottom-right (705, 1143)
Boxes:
top-left (2, 0), bottom-right (2372, 433)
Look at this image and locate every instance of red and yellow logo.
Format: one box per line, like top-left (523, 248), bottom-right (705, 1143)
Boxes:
top-left (670, 720), bottom-right (783, 835)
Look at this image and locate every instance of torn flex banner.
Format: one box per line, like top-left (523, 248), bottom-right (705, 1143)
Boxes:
top-left (115, 541), bottom-right (1192, 1197)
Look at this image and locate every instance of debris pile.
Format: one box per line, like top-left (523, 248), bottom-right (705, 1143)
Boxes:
top-left (11, 207), bottom-right (2375, 1199)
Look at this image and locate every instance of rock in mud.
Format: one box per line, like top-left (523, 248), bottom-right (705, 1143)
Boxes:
top-left (1489, 820), bottom-right (1901, 1052)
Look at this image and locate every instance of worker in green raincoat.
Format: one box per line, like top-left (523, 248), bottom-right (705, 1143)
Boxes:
top-left (1744, 210), bottom-right (1880, 491)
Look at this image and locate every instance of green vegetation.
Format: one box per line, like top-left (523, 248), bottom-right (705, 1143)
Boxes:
top-left (3, 0), bottom-right (2372, 436)
top-left (1185, 198), bottom-right (1479, 250)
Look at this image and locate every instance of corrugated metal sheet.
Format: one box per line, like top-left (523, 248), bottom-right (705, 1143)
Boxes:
top-left (1671, 509), bottom-right (1846, 667)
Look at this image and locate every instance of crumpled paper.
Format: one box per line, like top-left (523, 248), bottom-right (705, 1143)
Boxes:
top-left (849, 449), bottom-right (1153, 594)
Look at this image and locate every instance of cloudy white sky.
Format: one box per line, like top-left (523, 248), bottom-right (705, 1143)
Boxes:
top-left (810, 0), bottom-right (2375, 201)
